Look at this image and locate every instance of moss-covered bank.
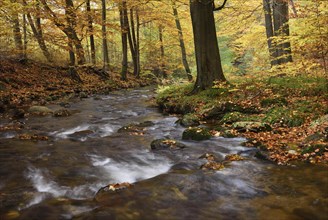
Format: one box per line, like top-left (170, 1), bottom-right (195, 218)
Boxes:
top-left (156, 76), bottom-right (328, 165)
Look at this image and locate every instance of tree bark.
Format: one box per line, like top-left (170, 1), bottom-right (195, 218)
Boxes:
top-left (262, 0), bottom-right (278, 66)
top-left (12, 11), bottom-right (24, 60)
top-left (172, 1), bottom-right (192, 81)
top-left (101, 0), bottom-right (110, 71)
top-left (23, 0), bottom-right (53, 62)
top-left (159, 25), bottom-right (166, 77)
top-left (86, 0), bottom-right (96, 65)
top-left (273, 0), bottom-right (293, 64)
top-left (119, 0), bottom-right (128, 80)
top-left (190, 0), bottom-right (226, 92)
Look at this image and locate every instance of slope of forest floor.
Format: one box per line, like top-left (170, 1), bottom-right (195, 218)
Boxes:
top-left (0, 58), bottom-right (154, 119)
top-left (156, 75), bottom-right (328, 165)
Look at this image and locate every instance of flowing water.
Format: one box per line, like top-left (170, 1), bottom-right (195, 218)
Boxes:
top-left (0, 87), bottom-right (327, 220)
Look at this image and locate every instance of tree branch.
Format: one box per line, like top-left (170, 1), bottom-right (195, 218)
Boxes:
top-left (213, 0), bottom-right (228, 11)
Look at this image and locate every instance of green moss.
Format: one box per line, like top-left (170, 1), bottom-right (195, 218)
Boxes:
top-left (263, 107), bottom-right (306, 127)
top-left (260, 97), bottom-right (288, 108)
top-left (220, 112), bottom-right (244, 124)
top-left (182, 127), bottom-right (212, 141)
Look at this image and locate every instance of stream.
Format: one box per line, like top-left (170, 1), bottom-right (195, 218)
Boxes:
top-left (0, 87), bottom-right (327, 220)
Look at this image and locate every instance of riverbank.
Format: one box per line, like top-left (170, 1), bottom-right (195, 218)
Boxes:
top-left (156, 76), bottom-right (328, 165)
top-left (0, 58), bottom-right (155, 119)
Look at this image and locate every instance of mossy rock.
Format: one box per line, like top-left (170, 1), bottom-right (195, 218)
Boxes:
top-left (182, 127), bottom-right (211, 141)
top-left (221, 129), bottom-right (238, 138)
top-left (28, 106), bottom-right (53, 115)
top-left (232, 121), bottom-right (272, 133)
top-left (178, 113), bottom-right (200, 127)
top-left (150, 139), bottom-right (186, 150)
top-left (53, 109), bottom-right (72, 117)
top-left (301, 144), bottom-right (327, 156)
top-left (220, 112), bottom-right (244, 124)
top-left (263, 107), bottom-right (306, 127)
top-left (260, 97), bottom-right (288, 108)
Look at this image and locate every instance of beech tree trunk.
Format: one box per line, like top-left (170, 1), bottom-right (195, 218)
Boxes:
top-left (101, 0), bottom-right (110, 71)
top-left (190, 0), bottom-right (226, 92)
top-left (172, 1), bottom-right (192, 81)
top-left (86, 0), bottom-right (96, 65)
top-left (23, 0), bottom-right (53, 62)
top-left (12, 12), bottom-right (24, 60)
top-left (263, 0), bottom-right (278, 66)
top-left (273, 0), bottom-right (293, 64)
top-left (119, 0), bottom-right (128, 80)
top-left (159, 25), bottom-right (166, 77)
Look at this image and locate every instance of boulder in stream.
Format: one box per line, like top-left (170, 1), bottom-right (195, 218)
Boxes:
top-left (177, 113), bottom-right (200, 127)
top-left (28, 106), bottom-right (53, 115)
top-left (151, 139), bottom-right (186, 150)
top-left (53, 108), bottom-right (72, 117)
top-left (94, 182), bottom-right (132, 202)
top-left (182, 127), bottom-right (211, 141)
top-left (68, 130), bottom-right (94, 140)
top-left (232, 121), bottom-right (272, 133)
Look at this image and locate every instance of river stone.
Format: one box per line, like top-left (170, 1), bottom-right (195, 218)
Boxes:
top-left (232, 121), bottom-right (272, 133)
top-left (68, 130), bottom-right (94, 139)
top-left (28, 106), bottom-right (53, 115)
top-left (182, 127), bottom-right (211, 141)
top-left (53, 109), bottom-right (72, 117)
top-left (151, 139), bottom-right (186, 150)
top-left (178, 113), bottom-right (200, 127)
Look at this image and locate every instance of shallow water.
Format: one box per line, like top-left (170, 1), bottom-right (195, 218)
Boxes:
top-left (0, 87), bottom-right (327, 220)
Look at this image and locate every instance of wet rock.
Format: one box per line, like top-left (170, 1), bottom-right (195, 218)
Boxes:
top-left (95, 182), bottom-right (132, 202)
top-left (254, 149), bottom-right (271, 161)
top-left (178, 113), bottom-right (200, 127)
top-left (68, 130), bottom-right (94, 139)
top-left (221, 129), bottom-right (238, 138)
top-left (224, 154), bottom-right (245, 161)
top-left (53, 108), bottom-right (72, 117)
top-left (59, 102), bottom-right (71, 108)
top-left (17, 133), bottom-right (49, 141)
top-left (199, 153), bottom-right (217, 161)
top-left (182, 127), bottom-right (211, 141)
top-left (79, 92), bottom-right (88, 99)
top-left (12, 108), bottom-right (26, 119)
top-left (151, 139), bottom-right (186, 150)
top-left (200, 161), bottom-right (225, 171)
top-left (118, 121), bottom-right (154, 135)
top-left (28, 105), bottom-right (53, 115)
top-left (232, 121), bottom-right (272, 133)
top-left (118, 124), bottom-right (144, 134)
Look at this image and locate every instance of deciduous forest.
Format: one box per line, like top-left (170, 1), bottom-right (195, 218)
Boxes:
top-left (0, 0), bottom-right (327, 219)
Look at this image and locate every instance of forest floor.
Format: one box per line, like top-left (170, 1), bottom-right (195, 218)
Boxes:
top-left (156, 74), bottom-right (328, 165)
top-left (0, 58), bottom-right (154, 119)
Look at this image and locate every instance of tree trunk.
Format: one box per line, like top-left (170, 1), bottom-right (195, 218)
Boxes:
top-left (128, 8), bottom-right (139, 77)
top-left (119, 0), bottom-right (128, 81)
top-left (12, 12), bottom-right (24, 60)
top-left (273, 0), bottom-right (293, 64)
top-left (190, 0), bottom-right (226, 92)
top-left (159, 25), bottom-right (166, 77)
top-left (22, 13), bottom-right (27, 60)
top-left (172, 1), bottom-right (192, 81)
top-left (263, 0), bottom-right (278, 66)
top-left (136, 9), bottom-right (141, 78)
top-left (101, 0), bottom-right (110, 71)
top-left (25, 12), bottom-right (53, 62)
top-left (86, 0), bottom-right (96, 65)
top-left (65, 0), bottom-right (85, 65)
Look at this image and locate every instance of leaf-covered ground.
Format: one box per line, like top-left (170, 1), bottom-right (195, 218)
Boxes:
top-left (0, 58), bottom-right (154, 118)
top-left (156, 75), bottom-right (328, 165)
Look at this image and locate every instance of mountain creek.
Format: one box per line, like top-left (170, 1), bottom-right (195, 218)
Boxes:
top-left (0, 87), bottom-right (327, 220)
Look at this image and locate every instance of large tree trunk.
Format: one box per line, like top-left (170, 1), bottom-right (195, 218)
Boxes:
top-left (119, 0), bottom-right (128, 81)
top-left (272, 0), bottom-right (293, 64)
top-left (86, 0), bottom-right (96, 65)
top-left (12, 12), bottom-right (24, 60)
top-left (190, 0), bottom-right (226, 92)
top-left (158, 25), bottom-right (166, 77)
top-left (101, 0), bottom-right (110, 71)
top-left (128, 8), bottom-right (140, 77)
top-left (263, 0), bottom-right (278, 66)
top-left (172, 1), bottom-right (192, 81)
top-left (65, 0), bottom-right (85, 65)
top-left (136, 9), bottom-right (140, 78)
